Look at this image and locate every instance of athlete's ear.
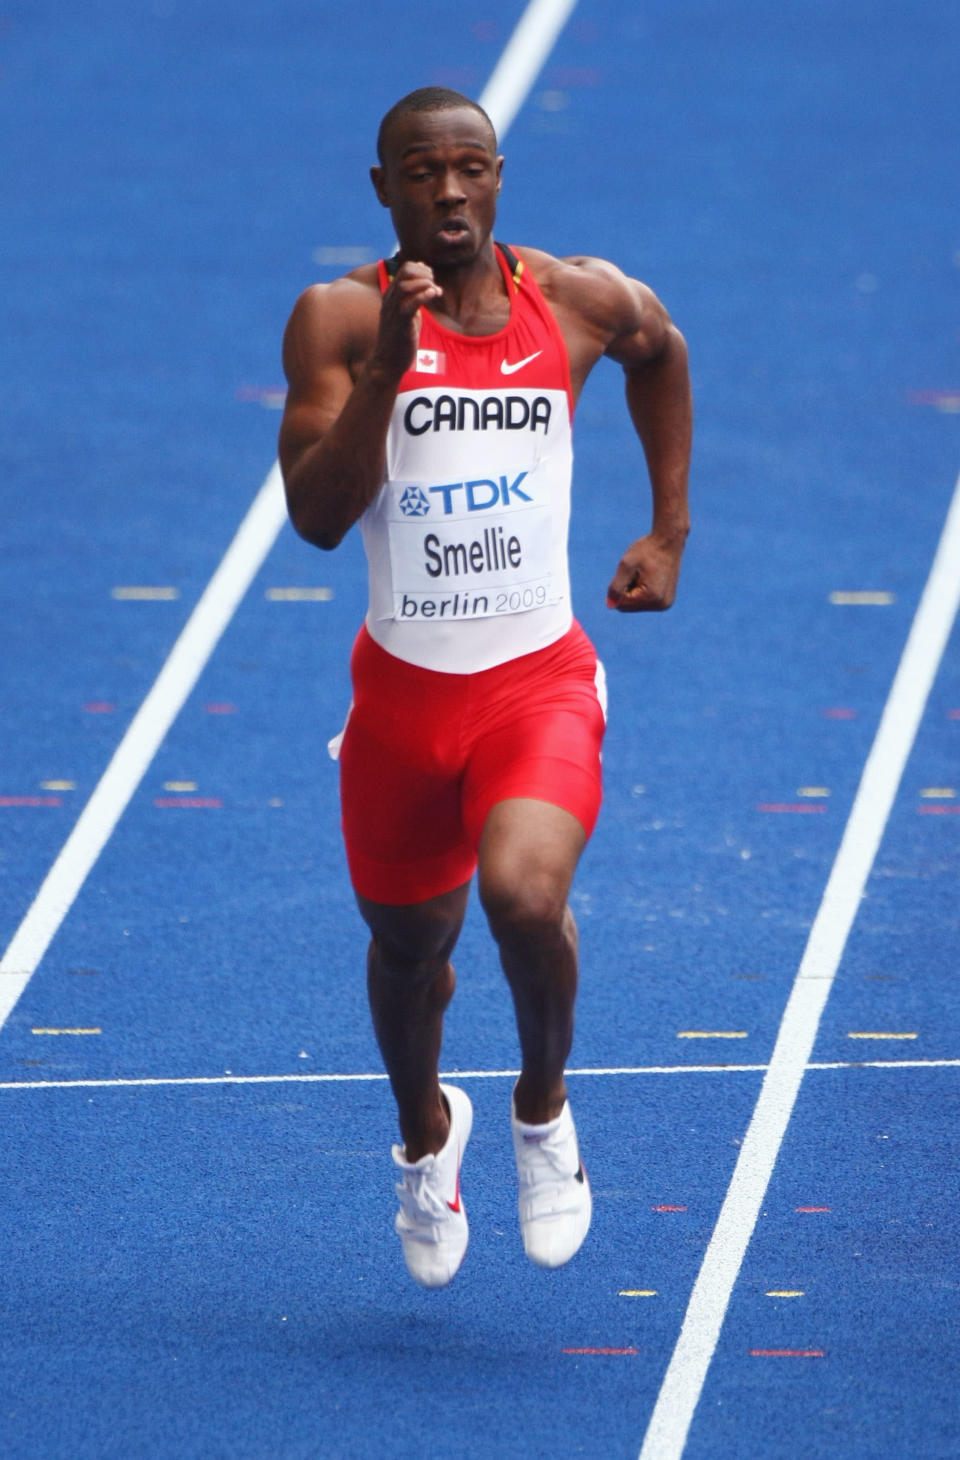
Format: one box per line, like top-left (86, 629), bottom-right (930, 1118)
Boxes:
top-left (495, 155), bottom-right (504, 194)
top-left (370, 165), bottom-right (390, 208)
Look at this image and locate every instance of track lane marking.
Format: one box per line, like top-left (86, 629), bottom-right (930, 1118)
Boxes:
top-left (639, 466), bottom-right (960, 1460)
top-left (0, 464), bottom-right (288, 1029)
top-left (477, 0), bottom-right (580, 138)
top-left (0, 1057), bottom-right (958, 1093)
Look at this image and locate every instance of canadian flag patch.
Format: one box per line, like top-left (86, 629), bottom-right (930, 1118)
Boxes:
top-left (414, 349), bottom-right (445, 375)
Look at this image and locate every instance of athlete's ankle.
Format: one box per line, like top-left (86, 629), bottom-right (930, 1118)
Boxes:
top-left (398, 1089), bottom-right (451, 1162)
top-left (512, 1076), bottom-right (567, 1126)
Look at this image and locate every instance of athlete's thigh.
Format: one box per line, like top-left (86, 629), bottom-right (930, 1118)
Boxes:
top-left (339, 628), bottom-right (476, 905)
top-left (460, 624), bottom-right (606, 849)
top-left (462, 698), bottom-right (604, 851)
top-left (477, 796), bottom-right (586, 913)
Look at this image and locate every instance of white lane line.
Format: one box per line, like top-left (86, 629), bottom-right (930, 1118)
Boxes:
top-left (0, 0), bottom-right (579, 1033)
top-left (639, 468), bottom-right (960, 1460)
top-left (0, 465), bottom-right (289, 1030)
top-left (478, 0), bottom-right (579, 137)
top-left (1, 1058), bottom-right (958, 1094)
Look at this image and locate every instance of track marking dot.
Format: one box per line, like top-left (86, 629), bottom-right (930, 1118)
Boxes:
top-left (750, 1349), bottom-right (823, 1358)
top-left (563, 1347), bottom-right (638, 1356)
top-left (32, 1027), bottom-right (101, 1036)
top-left (920, 787), bottom-right (956, 798)
top-left (908, 390), bottom-right (960, 413)
top-left (757, 803), bottom-right (828, 813)
top-left (41, 780), bottom-right (75, 791)
top-left (821, 707), bottom-right (858, 719)
top-left (235, 385), bottom-right (287, 408)
top-left (677, 1030), bottom-right (748, 1039)
top-left (265, 587), bottom-right (334, 601)
top-left (311, 246), bottom-right (375, 266)
top-left (83, 702), bottom-right (116, 714)
top-left (111, 586), bottom-right (180, 601)
top-left (766, 1290), bottom-right (805, 1298)
top-left (919, 805), bottom-right (960, 814)
top-left (0, 796), bottom-right (62, 807)
top-left (154, 797), bottom-right (223, 808)
top-left (163, 781), bottom-right (198, 792)
top-left (796, 1206), bottom-right (830, 1213)
top-left (797, 787), bottom-right (830, 797)
top-left (848, 1031), bottom-right (917, 1040)
top-left (204, 703), bottom-right (236, 714)
top-left (620, 1290), bottom-right (658, 1297)
top-left (652, 1205), bottom-right (687, 1212)
top-left (828, 591), bottom-right (894, 605)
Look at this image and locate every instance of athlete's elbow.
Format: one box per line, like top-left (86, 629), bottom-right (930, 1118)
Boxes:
top-left (282, 474), bottom-right (343, 550)
top-left (291, 511), bottom-right (344, 551)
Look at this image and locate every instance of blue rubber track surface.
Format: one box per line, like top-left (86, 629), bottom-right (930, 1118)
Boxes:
top-left (1, 2), bottom-right (959, 1456)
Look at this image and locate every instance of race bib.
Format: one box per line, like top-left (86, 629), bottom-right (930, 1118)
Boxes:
top-left (384, 468), bottom-right (559, 623)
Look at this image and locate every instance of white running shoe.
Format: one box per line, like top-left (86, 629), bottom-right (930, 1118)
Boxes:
top-left (512, 1096), bottom-right (592, 1269)
top-left (392, 1084), bottom-right (472, 1289)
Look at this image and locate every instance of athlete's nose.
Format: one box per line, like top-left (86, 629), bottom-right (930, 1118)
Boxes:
top-left (435, 166), bottom-right (467, 207)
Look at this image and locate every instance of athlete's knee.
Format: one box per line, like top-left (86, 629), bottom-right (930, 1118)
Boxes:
top-left (479, 863), bottom-right (570, 948)
top-left (358, 886), bottom-right (467, 986)
top-left (366, 934), bottom-right (455, 1016)
top-left (362, 902), bottom-right (461, 994)
top-left (368, 919), bottom-right (456, 982)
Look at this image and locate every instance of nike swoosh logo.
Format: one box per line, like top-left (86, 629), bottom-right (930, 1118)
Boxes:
top-left (574, 1164), bottom-right (585, 1185)
top-left (447, 1157), bottom-right (462, 1213)
top-left (500, 350), bottom-right (542, 375)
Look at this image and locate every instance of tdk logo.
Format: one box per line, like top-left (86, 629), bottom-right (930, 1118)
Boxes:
top-left (398, 486), bottom-right (430, 517)
top-left (418, 472), bottom-right (532, 516)
top-left (403, 394), bottom-right (552, 435)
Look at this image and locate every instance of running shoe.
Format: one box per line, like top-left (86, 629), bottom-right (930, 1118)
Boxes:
top-left (392, 1084), bottom-right (472, 1289)
top-left (511, 1096), bottom-right (591, 1268)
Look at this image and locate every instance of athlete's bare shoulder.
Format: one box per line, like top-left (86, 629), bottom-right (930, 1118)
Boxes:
top-left (282, 264), bottom-right (382, 386)
top-left (513, 245), bottom-right (675, 375)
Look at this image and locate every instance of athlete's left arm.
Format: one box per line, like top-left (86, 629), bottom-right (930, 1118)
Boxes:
top-left (569, 262), bottom-right (692, 612)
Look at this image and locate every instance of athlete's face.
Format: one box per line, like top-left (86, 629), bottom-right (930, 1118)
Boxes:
top-left (371, 107), bottom-right (503, 269)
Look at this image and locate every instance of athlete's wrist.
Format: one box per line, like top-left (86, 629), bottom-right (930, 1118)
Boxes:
top-left (649, 514), bottom-right (690, 551)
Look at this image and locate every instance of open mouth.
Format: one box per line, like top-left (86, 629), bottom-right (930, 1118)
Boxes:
top-left (436, 218), bottom-right (470, 242)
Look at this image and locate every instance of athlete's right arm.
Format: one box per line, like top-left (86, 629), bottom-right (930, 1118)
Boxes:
top-left (278, 263), bottom-right (441, 550)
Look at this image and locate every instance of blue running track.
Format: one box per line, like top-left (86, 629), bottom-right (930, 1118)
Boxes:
top-left (2, 1), bottom-right (959, 1455)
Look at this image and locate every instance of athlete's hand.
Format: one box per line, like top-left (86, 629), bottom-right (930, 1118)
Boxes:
top-left (606, 534), bottom-right (685, 612)
top-left (371, 261), bottom-right (443, 380)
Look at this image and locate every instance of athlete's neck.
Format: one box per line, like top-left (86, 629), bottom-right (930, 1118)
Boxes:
top-left (416, 245), bottom-right (508, 337)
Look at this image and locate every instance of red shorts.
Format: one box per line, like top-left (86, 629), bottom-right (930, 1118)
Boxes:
top-left (338, 621), bottom-right (606, 906)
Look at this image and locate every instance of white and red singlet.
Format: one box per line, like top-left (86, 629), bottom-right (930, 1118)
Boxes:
top-left (360, 243), bottom-right (575, 673)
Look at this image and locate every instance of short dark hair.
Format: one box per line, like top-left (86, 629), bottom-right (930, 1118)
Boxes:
top-left (376, 87), bottom-right (497, 164)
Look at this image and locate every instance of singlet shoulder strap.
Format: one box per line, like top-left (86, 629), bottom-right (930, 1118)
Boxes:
top-left (495, 241), bottom-right (524, 291)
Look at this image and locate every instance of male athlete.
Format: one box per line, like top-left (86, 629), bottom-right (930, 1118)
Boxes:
top-left (279, 88), bottom-right (691, 1288)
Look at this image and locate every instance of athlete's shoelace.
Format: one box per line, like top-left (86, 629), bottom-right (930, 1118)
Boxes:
top-left (395, 1164), bottom-right (449, 1225)
top-left (518, 1123), bottom-right (579, 1182)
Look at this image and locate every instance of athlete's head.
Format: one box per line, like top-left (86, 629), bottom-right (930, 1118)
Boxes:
top-left (376, 87), bottom-right (498, 164)
top-left (371, 88), bottom-right (503, 269)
